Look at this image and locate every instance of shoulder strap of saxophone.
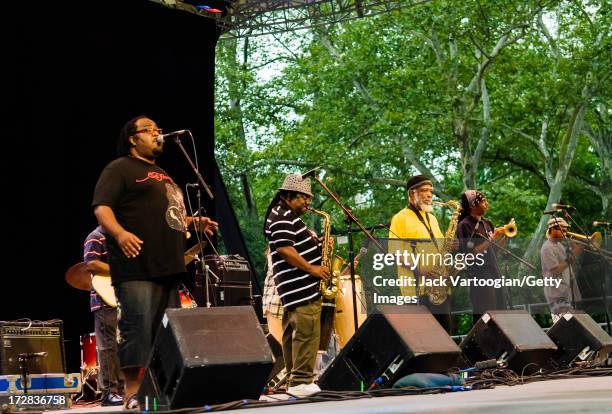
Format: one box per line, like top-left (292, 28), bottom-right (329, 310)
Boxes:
top-left (407, 204), bottom-right (440, 252)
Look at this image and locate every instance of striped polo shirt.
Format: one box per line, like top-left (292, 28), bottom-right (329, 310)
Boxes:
top-left (264, 203), bottom-right (322, 309)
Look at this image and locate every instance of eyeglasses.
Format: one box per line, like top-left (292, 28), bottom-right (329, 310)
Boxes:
top-left (296, 194), bottom-right (312, 202)
top-left (134, 127), bottom-right (163, 135)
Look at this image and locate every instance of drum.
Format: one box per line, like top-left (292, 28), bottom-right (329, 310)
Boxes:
top-left (334, 275), bottom-right (367, 349)
top-left (318, 299), bottom-right (336, 351)
top-left (80, 333), bottom-right (97, 374)
top-left (179, 284), bottom-right (197, 308)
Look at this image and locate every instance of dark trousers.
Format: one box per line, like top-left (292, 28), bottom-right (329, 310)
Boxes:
top-left (114, 279), bottom-right (180, 369)
top-left (93, 307), bottom-right (124, 395)
top-left (419, 295), bottom-right (453, 334)
top-left (470, 285), bottom-right (506, 324)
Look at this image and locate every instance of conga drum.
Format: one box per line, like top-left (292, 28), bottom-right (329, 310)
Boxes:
top-left (334, 275), bottom-right (367, 348)
top-left (318, 299), bottom-right (336, 351)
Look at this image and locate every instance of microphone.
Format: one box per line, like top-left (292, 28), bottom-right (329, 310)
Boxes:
top-left (593, 221), bottom-right (610, 227)
top-left (156, 129), bottom-right (189, 144)
top-left (552, 203), bottom-right (573, 210)
top-left (301, 166), bottom-right (321, 180)
top-left (544, 210), bottom-right (560, 215)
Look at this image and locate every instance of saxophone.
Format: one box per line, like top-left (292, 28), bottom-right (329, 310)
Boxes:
top-left (424, 200), bottom-right (462, 305)
top-left (307, 207), bottom-right (340, 299)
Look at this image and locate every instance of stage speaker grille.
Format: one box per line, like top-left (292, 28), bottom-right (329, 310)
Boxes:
top-left (547, 312), bottom-right (612, 367)
top-left (318, 305), bottom-right (461, 391)
top-left (137, 306), bottom-right (273, 410)
top-left (460, 310), bottom-right (557, 374)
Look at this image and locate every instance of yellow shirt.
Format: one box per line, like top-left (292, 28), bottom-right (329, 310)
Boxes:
top-left (389, 207), bottom-right (444, 296)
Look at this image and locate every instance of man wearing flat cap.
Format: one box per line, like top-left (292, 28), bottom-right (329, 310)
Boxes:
top-left (263, 173), bottom-right (330, 397)
top-left (541, 217), bottom-right (584, 322)
top-left (389, 175), bottom-right (452, 332)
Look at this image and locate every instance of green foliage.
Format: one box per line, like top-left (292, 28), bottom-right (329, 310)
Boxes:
top-left (214, 0), bottom-right (610, 304)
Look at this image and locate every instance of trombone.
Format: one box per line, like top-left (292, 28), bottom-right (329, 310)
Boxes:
top-left (564, 230), bottom-right (612, 259)
top-left (565, 231), bottom-right (602, 249)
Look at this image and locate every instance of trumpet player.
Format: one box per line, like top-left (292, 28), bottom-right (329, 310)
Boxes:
top-left (541, 217), bottom-right (584, 323)
top-left (457, 190), bottom-right (508, 324)
top-left (263, 173), bottom-right (330, 397)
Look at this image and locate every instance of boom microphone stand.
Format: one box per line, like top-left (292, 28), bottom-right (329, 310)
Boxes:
top-left (307, 171), bottom-right (385, 332)
top-left (485, 235), bottom-right (536, 310)
top-left (166, 131), bottom-right (216, 307)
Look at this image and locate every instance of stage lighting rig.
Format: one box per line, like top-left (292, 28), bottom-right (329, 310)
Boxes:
top-left (148, 0), bottom-right (428, 38)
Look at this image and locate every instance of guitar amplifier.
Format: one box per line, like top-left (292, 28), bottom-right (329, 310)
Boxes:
top-left (201, 255), bottom-right (253, 307)
top-left (204, 254), bottom-right (252, 285)
top-left (0, 321), bottom-right (66, 375)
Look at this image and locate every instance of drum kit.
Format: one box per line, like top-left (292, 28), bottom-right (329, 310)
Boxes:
top-left (64, 242), bottom-right (207, 399)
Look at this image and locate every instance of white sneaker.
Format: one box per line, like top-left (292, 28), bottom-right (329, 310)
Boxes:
top-left (287, 382), bottom-right (321, 397)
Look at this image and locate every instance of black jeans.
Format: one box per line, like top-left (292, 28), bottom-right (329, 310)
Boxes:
top-left (93, 307), bottom-right (123, 395)
top-left (114, 279), bottom-right (180, 369)
top-left (470, 285), bottom-right (506, 324)
top-left (419, 295), bottom-right (453, 335)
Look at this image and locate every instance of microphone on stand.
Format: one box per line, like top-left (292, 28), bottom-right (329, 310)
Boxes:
top-left (552, 203), bottom-right (573, 210)
top-left (156, 129), bottom-right (190, 145)
top-left (301, 166), bottom-right (322, 179)
top-left (544, 210), bottom-right (560, 215)
top-left (593, 221), bottom-right (611, 227)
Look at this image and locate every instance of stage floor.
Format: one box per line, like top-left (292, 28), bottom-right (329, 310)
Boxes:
top-left (54, 376), bottom-right (612, 414)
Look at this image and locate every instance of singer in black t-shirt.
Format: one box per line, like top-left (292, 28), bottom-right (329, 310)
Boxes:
top-left (92, 116), bottom-right (218, 409)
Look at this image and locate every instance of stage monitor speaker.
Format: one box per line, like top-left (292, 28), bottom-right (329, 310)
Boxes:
top-left (547, 312), bottom-right (612, 367)
top-left (318, 305), bottom-right (461, 391)
top-left (0, 321), bottom-right (65, 375)
top-left (460, 310), bottom-right (557, 374)
top-left (137, 306), bottom-right (273, 410)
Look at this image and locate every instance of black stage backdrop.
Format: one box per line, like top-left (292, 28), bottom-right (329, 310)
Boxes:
top-left (3, 1), bottom-right (219, 372)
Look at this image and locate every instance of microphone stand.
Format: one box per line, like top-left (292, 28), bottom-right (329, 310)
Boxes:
top-left (171, 134), bottom-right (214, 200)
top-left (172, 130), bottom-right (215, 307)
top-left (311, 176), bottom-right (385, 332)
top-left (487, 237), bottom-right (536, 271)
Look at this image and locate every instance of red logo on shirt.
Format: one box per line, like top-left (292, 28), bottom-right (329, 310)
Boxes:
top-left (136, 171), bottom-right (174, 183)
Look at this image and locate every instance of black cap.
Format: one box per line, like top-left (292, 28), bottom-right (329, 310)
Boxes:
top-left (406, 175), bottom-right (432, 191)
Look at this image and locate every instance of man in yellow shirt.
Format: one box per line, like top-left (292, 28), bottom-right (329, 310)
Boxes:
top-left (389, 175), bottom-right (451, 333)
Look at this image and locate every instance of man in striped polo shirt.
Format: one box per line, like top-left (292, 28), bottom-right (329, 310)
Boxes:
top-left (264, 173), bottom-right (330, 397)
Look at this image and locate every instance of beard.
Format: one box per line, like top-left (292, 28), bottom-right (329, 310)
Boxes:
top-left (152, 146), bottom-right (163, 157)
top-left (414, 195), bottom-right (433, 213)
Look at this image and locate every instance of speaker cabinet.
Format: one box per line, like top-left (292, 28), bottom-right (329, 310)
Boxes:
top-left (0, 321), bottom-right (65, 374)
top-left (547, 312), bottom-right (612, 367)
top-left (460, 310), bottom-right (557, 374)
top-left (318, 306), bottom-right (461, 391)
top-left (137, 306), bottom-right (273, 409)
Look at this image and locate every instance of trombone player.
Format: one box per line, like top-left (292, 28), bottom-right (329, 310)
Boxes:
top-left (541, 217), bottom-right (585, 323)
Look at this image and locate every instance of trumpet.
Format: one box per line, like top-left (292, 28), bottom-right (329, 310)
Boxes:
top-left (502, 218), bottom-right (517, 238)
top-left (565, 231), bottom-right (602, 248)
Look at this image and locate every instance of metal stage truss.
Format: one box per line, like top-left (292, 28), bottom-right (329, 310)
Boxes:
top-left (149, 0), bottom-right (429, 38)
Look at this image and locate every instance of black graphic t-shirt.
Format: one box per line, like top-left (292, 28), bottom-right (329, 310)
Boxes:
top-left (92, 156), bottom-right (187, 283)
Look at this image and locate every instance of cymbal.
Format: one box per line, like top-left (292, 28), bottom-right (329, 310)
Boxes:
top-left (184, 241), bottom-right (208, 265)
top-left (65, 262), bottom-right (92, 291)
